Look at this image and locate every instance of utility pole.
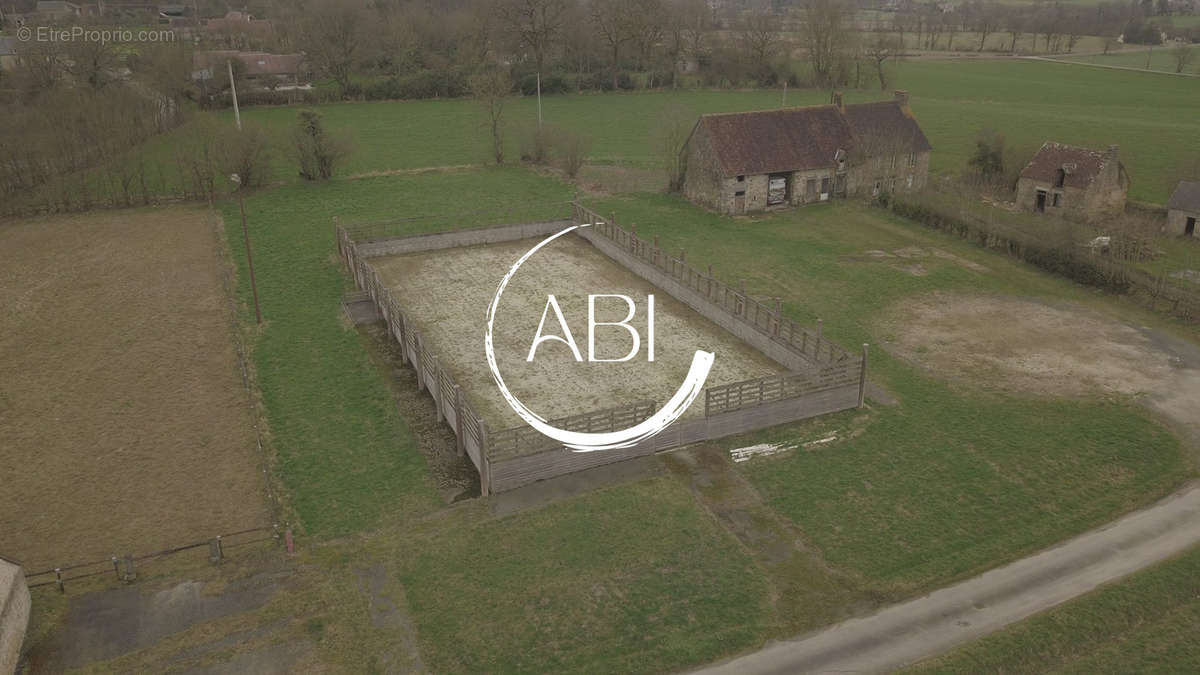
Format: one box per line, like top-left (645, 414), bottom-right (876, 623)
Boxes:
top-left (228, 59), bottom-right (241, 130)
top-left (231, 174), bottom-right (262, 324)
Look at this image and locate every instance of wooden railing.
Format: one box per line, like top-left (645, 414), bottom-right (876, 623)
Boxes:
top-left (573, 203), bottom-right (859, 367)
top-left (489, 401), bottom-right (657, 460)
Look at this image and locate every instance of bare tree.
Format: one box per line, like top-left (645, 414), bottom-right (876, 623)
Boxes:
top-left (802, 0), bottom-right (851, 87)
top-left (654, 102), bottom-right (695, 191)
top-left (305, 0), bottom-right (364, 94)
top-left (738, 12), bottom-right (783, 80)
top-left (470, 66), bottom-right (513, 165)
top-left (591, 0), bottom-right (636, 90)
top-left (1172, 44), bottom-right (1196, 73)
top-left (499, 0), bottom-right (566, 120)
top-left (865, 35), bottom-right (902, 90)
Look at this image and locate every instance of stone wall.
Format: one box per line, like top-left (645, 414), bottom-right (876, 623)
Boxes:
top-left (0, 558), bottom-right (30, 675)
top-left (1167, 208), bottom-right (1199, 237)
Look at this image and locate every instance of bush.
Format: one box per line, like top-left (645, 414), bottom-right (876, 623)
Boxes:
top-left (517, 72), bottom-right (571, 96)
top-left (293, 110), bottom-right (352, 181)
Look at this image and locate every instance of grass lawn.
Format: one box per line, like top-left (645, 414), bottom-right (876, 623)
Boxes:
top-left (1051, 44), bottom-right (1200, 75)
top-left (904, 543), bottom-right (1200, 673)
top-left (217, 167), bottom-right (573, 535)
top-left (221, 58), bottom-right (1200, 205)
top-left (581, 191), bottom-right (1192, 592)
top-left (21, 57), bottom-right (1197, 211)
top-left (375, 478), bottom-right (772, 674)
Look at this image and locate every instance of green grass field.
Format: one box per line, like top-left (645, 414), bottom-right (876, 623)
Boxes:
top-left (19, 56), bottom-right (1198, 210)
top-left (153, 55), bottom-right (1200, 671)
top-left (581, 191), bottom-right (1191, 592)
top-left (1052, 44), bottom-right (1200, 75)
top-left (904, 543), bottom-right (1200, 673)
top-left (216, 168), bottom-right (572, 535)
top-left (227, 58), bottom-right (1198, 204)
top-left (381, 478), bottom-right (772, 674)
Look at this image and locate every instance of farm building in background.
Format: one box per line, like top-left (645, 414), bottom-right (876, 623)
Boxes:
top-left (1167, 180), bottom-right (1200, 237)
top-left (680, 91), bottom-right (931, 215)
top-left (192, 50), bottom-right (308, 88)
top-left (1016, 142), bottom-right (1129, 222)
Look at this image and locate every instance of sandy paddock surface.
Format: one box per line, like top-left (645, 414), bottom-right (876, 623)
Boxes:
top-left (879, 293), bottom-right (1200, 437)
top-left (372, 234), bottom-right (782, 430)
top-left (0, 208), bottom-right (269, 569)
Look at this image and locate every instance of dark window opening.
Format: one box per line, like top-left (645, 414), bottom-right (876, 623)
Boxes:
top-left (734, 189), bottom-right (746, 197)
top-left (1054, 169), bottom-right (1066, 188)
top-left (1187, 217), bottom-right (1196, 236)
top-left (1052, 193), bottom-right (1062, 207)
top-left (820, 177), bottom-right (831, 194)
top-left (1036, 190), bottom-right (1047, 212)
top-left (737, 175), bottom-right (745, 182)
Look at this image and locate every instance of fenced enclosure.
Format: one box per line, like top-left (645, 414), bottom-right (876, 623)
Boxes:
top-left (336, 203), bottom-right (867, 494)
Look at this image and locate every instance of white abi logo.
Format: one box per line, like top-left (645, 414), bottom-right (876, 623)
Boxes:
top-left (485, 223), bottom-right (714, 452)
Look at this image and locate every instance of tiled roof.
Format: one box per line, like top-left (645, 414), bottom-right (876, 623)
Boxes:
top-left (691, 99), bottom-right (931, 177)
top-left (1019, 142), bottom-right (1112, 190)
top-left (1168, 180), bottom-right (1200, 212)
top-left (194, 50), bottom-right (302, 76)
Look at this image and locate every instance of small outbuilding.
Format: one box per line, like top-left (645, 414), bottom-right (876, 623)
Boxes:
top-left (681, 91), bottom-right (932, 215)
top-left (1016, 142), bottom-right (1129, 222)
top-left (1167, 180), bottom-right (1200, 237)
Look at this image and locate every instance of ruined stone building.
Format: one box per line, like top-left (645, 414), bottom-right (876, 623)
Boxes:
top-left (1016, 142), bottom-right (1129, 222)
top-left (680, 91), bottom-right (932, 215)
top-left (1167, 180), bottom-right (1200, 237)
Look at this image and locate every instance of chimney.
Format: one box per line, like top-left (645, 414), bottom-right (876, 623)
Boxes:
top-left (831, 91), bottom-right (844, 111)
top-left (894, 90), bottom-right (909, 105)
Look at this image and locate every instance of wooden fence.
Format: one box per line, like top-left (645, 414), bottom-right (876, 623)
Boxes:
top-left (21, 526), bottom-right (279, 595)
top-left (336, 210), bottom-right (867, 494)
top-left (573, 202), bottom-right (860, 368)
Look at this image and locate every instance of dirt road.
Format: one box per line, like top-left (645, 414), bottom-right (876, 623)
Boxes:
top-left (694, 482), bottom-right (1200, 674)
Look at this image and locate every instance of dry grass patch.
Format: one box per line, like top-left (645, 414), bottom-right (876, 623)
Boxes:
top-left (0, 207), bottom-right (269, 568)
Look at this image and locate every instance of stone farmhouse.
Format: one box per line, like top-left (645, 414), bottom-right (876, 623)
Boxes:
top-left (1167, 180), bottom-right (1200, 237)
top-left (1016, 142), bottom-right (1129, 222)
top-left (681, 91), bottom-right (932, 215)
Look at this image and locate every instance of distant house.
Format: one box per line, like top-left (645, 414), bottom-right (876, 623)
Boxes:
top-left (681, 91), bottom-right (932, 215)
top-left (192, 50), bottom-right (307, 87)
top-left (1167, 180), bottom-right (1200, 237)
top-left (1016, 142), bottom-right (1129, 222)
top-left (204, 10), bottom-right (273, 38)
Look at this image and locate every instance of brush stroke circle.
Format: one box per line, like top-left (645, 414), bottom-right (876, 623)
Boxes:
top-left (484, 222), bottom-right (714, 452)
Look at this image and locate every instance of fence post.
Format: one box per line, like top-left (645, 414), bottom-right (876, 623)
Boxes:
top-left (858, 343), bottom-right (869, 408)
top-left (414, 337), bottom-right (424, 391)
top-left (454, 385), bottom-right (465, 457)
top-left (816, 318), bottom-right (823, 340)
top-left (55, 568), bottom-right (64, 594)
top-left (707, 265), bottom-right (713, 298)
top-left (479, 422), bottom-right (491, 497)
top-left (122, 555), bottom-right (136, 582)
top-left (112, 556), bottom-right (121, 581)
top-left (774, 298), bottom-right (783, 336)
top-left (432, 355), bottom-right (443, 423)
top-left (209, 536), bottom-right (223, 564)
top-left (333, 216), bottom-right (341, 261)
